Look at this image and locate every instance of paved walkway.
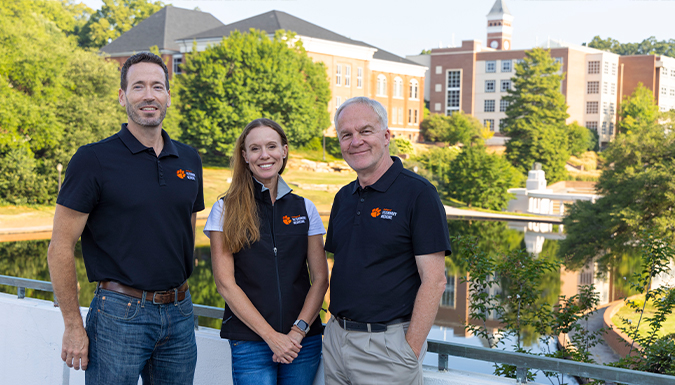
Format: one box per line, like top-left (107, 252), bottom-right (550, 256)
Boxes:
top-left (569, 303), bottom-right (621, 365)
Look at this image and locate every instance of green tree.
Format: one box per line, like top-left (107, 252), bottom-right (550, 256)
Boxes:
top-left (0, 0), bottom-right (123, 204)
top-left (618, 83), bottom-right (659, 134)
top-left (502, 48), bottom-right (570, 183)
top-left (586, 35), bottom-right (675, 57)
top-left (178, 30), bottom-right (331, 160)
top-left (445, 144), bottom-right (524, 210)
top-left (420, 111), bottom-right (483, 145)
top-left (78, 0), bottom-right (164, 48)
top-left (567, 121), bottom-right (596, 156)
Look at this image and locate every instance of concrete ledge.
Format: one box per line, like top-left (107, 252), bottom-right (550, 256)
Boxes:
top-left (603, 299), bottom-right (641, 357)
top-left (0, 293), bottom-right (535, 385)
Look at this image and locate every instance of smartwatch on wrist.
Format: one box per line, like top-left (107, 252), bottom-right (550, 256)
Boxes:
top-left (293, 319), bottom-right (310, 334)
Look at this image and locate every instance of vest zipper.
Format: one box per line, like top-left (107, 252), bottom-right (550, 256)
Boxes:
top-left (270, 202), bottom-right (284, 331)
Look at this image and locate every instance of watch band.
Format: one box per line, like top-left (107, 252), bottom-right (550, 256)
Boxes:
top-left (294, 319), bottom-right (310, 334)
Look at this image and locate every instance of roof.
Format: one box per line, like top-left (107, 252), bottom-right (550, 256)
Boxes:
top-left (181, 10), bottom-right (421, 66)
top-left (100, 6), bottom-right (224, 55)
top-left (487, 0), bottom-right (512, 16)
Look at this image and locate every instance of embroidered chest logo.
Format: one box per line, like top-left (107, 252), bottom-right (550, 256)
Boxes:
top-left (371, 207), bottom-right (397, 220)
top-left (283, 215), bottom-right (307, 225)
top-left (176, 169), bottom-right (196, 180)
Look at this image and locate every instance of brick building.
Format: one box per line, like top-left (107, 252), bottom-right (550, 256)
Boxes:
top-left (419, 0), bottom-right (675, 147)
top-left (101, 8), bottom-right (426, 141)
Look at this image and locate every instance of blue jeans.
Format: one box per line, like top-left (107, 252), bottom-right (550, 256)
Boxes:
top-left (230, 334), bottom-right (322, 385)
top-left (84, 287), bottom-right (197, 385)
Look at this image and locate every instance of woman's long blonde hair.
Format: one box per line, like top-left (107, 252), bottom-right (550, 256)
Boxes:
top-left (220, 118), bottom-right (289, 253)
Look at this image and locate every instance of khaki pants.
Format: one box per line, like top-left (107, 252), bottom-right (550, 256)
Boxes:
top-left (323, 316), bottom-right (426, 385)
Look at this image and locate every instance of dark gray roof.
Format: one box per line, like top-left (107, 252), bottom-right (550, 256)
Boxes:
top-left (487, 0), bottom-right (511, 16)
top-left (101, 6), bottom-right (224, 55)
top-left (180, 10), bottom-right (421, 66)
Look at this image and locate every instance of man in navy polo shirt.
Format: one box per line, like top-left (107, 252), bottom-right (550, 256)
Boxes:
top-left (323, 97), bottom-right (451, 384)
top-left (47, 52), bottom-right (204, 384)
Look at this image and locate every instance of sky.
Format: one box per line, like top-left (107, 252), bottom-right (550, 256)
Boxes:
top-left (81, 0), bottom-right (675, 58)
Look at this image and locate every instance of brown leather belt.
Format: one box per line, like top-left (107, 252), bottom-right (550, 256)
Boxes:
top-left (98, 281), bottom-right (189, 304)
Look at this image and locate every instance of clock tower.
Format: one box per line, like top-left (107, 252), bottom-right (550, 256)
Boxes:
top-left (486, 0), bottom-right (513, 50)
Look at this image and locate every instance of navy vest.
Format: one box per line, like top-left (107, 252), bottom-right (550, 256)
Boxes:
top-left (220, 184), bottom-right (323, 341)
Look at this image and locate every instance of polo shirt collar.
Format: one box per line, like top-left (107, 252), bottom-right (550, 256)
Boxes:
top-left (253, 174), bottom-right (292, 200)
top-left (118, 123), bottom-right (179, 157)
top-left (351, 156), bottom-right (402, 194)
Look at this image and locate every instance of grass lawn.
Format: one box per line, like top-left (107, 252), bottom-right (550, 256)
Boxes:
top-left (611, 294), bottom-right (675, 339)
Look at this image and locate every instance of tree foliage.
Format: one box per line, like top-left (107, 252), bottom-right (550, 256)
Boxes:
top-left (502, 48), bottom-right (570, 183)
top-left (0, 0), bottom-right (123, 204)
top-left (567, 121), bottom-right (597, 156)
top-left (586, 35), bottom-right (675, 57)
top-left (560, 95), bottom-right (675, 269)
top-left (177, 30), bottom-right (331, 161)
top-left (420, 111), bottom-right (484, 145)
top-left (77, 0), bottom-right (164, 49)
top-left (618, 83), bottom-right (659, 134)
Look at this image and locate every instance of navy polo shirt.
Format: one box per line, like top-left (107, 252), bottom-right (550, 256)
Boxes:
top-left (325, 157), bottom-right (451, 323)
top-left (57, 124), bottom-right (205, 291)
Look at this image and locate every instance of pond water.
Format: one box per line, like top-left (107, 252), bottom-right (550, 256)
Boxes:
top-left (0, 219), bottom-right (632, 383)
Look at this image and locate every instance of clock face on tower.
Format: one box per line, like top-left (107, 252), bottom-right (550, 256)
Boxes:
top-left (503, 40), bottom-right (510, 50)
top-left (490, 40), bottom-right (498, 49)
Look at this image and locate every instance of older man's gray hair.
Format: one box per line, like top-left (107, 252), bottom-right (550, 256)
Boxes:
top-left (334, 97), bottom-right (388, 132)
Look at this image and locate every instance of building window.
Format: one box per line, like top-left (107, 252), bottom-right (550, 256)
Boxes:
top-left (612, 63), bottom-right (617, 76)
top-left (436, 66), bottom-right (442, 74)
top-left (555, 57), bottom-right (563, 66)
top-left (434, 103), bottom-right (441, 111)
top-left (336, 96), bottom-right (341, 110)
top-left (409, 79), bottom-right (419, 100)
top-left (587, 81), bottom-right (599, 94)
top-left (408, 109), bottom-right (413, 124)
top-left (497, 119), bottom-right (502, 131)
top-left (586, 121), bottom-right (598, 131)
top-left (484, 119), bottom-right (495, 131)
top-left (603, 82), bottom-right (608, 94)
top-left (414, 109), bottom-right (418, 124)
top-left (500, 99), bottom-right (510, 112)
top-left (336, 64), bottom-right (342, 86)
top-left (603, 102), bottom-right (608, 115)
top-left (671, 69), bottom-right (675, 77)
top-left (610, 103), bottom-right (615, 114)
top-left (486, 61), bottom-right (496, 73)
top-left (391, 107), bottom-right (397, 125)
top-left (501, 60), bottom-right (512, 72)
top-left (602, 121), bottom-right (607, 135)
top-left (435, 84), bottom-right (442, 92)
top-left (500, 80), bottom-right (511, 92)
top-left (484, 99), bottom-right (495, 112)
top-left (588, 61), bottom-right (600, 74)
top-left (441, 272), bottom-right (456, 308)
top-left (173, 56), bottom-right (182, 75)
top-left (609, 122), bottom-right (614, 135)
top-left (447, 70), bottom-right (461, 115)
top-left (376, 74), bottom-right (387, 96)
top-left (398, 108), bottom-right (403, 125)
top-left (357, 67), bottom-right (363, 88)
top-left (662, 67), bottom-right (668, 75)
top-left (611, 83), bottom-right (616, 95)
top-left (394, 77), bottom-right (403, 98)
top-left (587, 101), bottom-right (598, 114)
top-left (345, 66), bottom-right (351, 87)
top-left (662, 87), bottom-right (667, 95)
top-left (604, 62), bottom-right (609, 74)
top-left (485, 80), bottom-right (496, 93)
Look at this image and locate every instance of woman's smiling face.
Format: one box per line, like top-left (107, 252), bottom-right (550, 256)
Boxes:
top-left (242, 126), bottom-right (288, 186)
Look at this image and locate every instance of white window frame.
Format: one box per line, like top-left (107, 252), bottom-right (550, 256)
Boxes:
top-left (500, 99), bottom-right (509, 112)
top-left (486, 61), bottom-right (496, 73)
top-left (376, 74), bottom-right (387, 96)
top-left (409, 79), bottom-right (419, 100)
top-left (500, 80), bottom-right (511, 92)
top-left (484, 99), bottom-right (495, 112)
top-left (173, 56), bottom-right (182, 75)
top-left (357, 67), bottom-right (363, 89)
top-left (345, 65), bottom-right (351, 87)
top-left (501, 60), bottom-right (512, 72)
top-left (485, 80), bottom-right (496, 93)
top-left (336, 64), bottom-right (342, 86)
top-left (446, 70), bottom-right (461, 115)
top-left (336, 96), bottom-right (341, 110)
top-left (394, 77), bottom-right (403, 98)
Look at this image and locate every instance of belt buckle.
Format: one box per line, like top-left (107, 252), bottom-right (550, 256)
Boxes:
top-left (152, 290), bottom-right (170, 304)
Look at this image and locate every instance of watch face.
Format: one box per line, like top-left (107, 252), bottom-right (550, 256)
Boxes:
top-left (490, 40), bottom-right (498, 49)
top-left (504, 41), bottom-right (510, 50)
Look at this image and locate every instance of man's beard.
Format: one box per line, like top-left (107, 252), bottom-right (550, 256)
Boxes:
top-left (126, 99), bottom-right (167, 128)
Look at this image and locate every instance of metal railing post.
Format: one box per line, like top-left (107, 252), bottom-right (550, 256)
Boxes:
top-left (194, 314), bottom-right (199, 331)
top-left (438, 353), bottom-right (448, 371)
top-left (516, 366), bottom-right (528, 384)
top-left (18, 286), bottom-right (26, 299)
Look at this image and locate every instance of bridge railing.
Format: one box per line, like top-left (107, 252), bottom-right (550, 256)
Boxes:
top-left (2, 275), bottom-right (674, 385)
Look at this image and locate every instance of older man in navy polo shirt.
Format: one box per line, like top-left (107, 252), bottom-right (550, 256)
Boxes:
top-left (323, 97), bottom-right (451, 384)
top-left (48, 52), bottom-right (204, 384)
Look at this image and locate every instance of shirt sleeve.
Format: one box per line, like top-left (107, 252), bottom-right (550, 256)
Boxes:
top-left (304, 198), bottom-right (326, 236)
top-left (56, 146), bottom-right (101, 214)
top-left (203, 199), bottom-right (224, 239)
top-left (410, 185), bottom-right (452, 256)
top-left (192, 151), bottom-right (205, 213)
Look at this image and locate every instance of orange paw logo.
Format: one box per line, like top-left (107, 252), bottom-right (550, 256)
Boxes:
top-left (371, 208), bottom-right (381, 217)
top-left (282, 215), bottom-right (292, 225)
top-left (176, 169), bottom-right (185, 179)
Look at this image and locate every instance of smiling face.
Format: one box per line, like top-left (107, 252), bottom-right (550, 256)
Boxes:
top-left (118, 62), bottom-right (171, 130)
top-left (242, 126), bottom-right (288, 187)
top-left (336, 103), bottom-right (391, 180)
